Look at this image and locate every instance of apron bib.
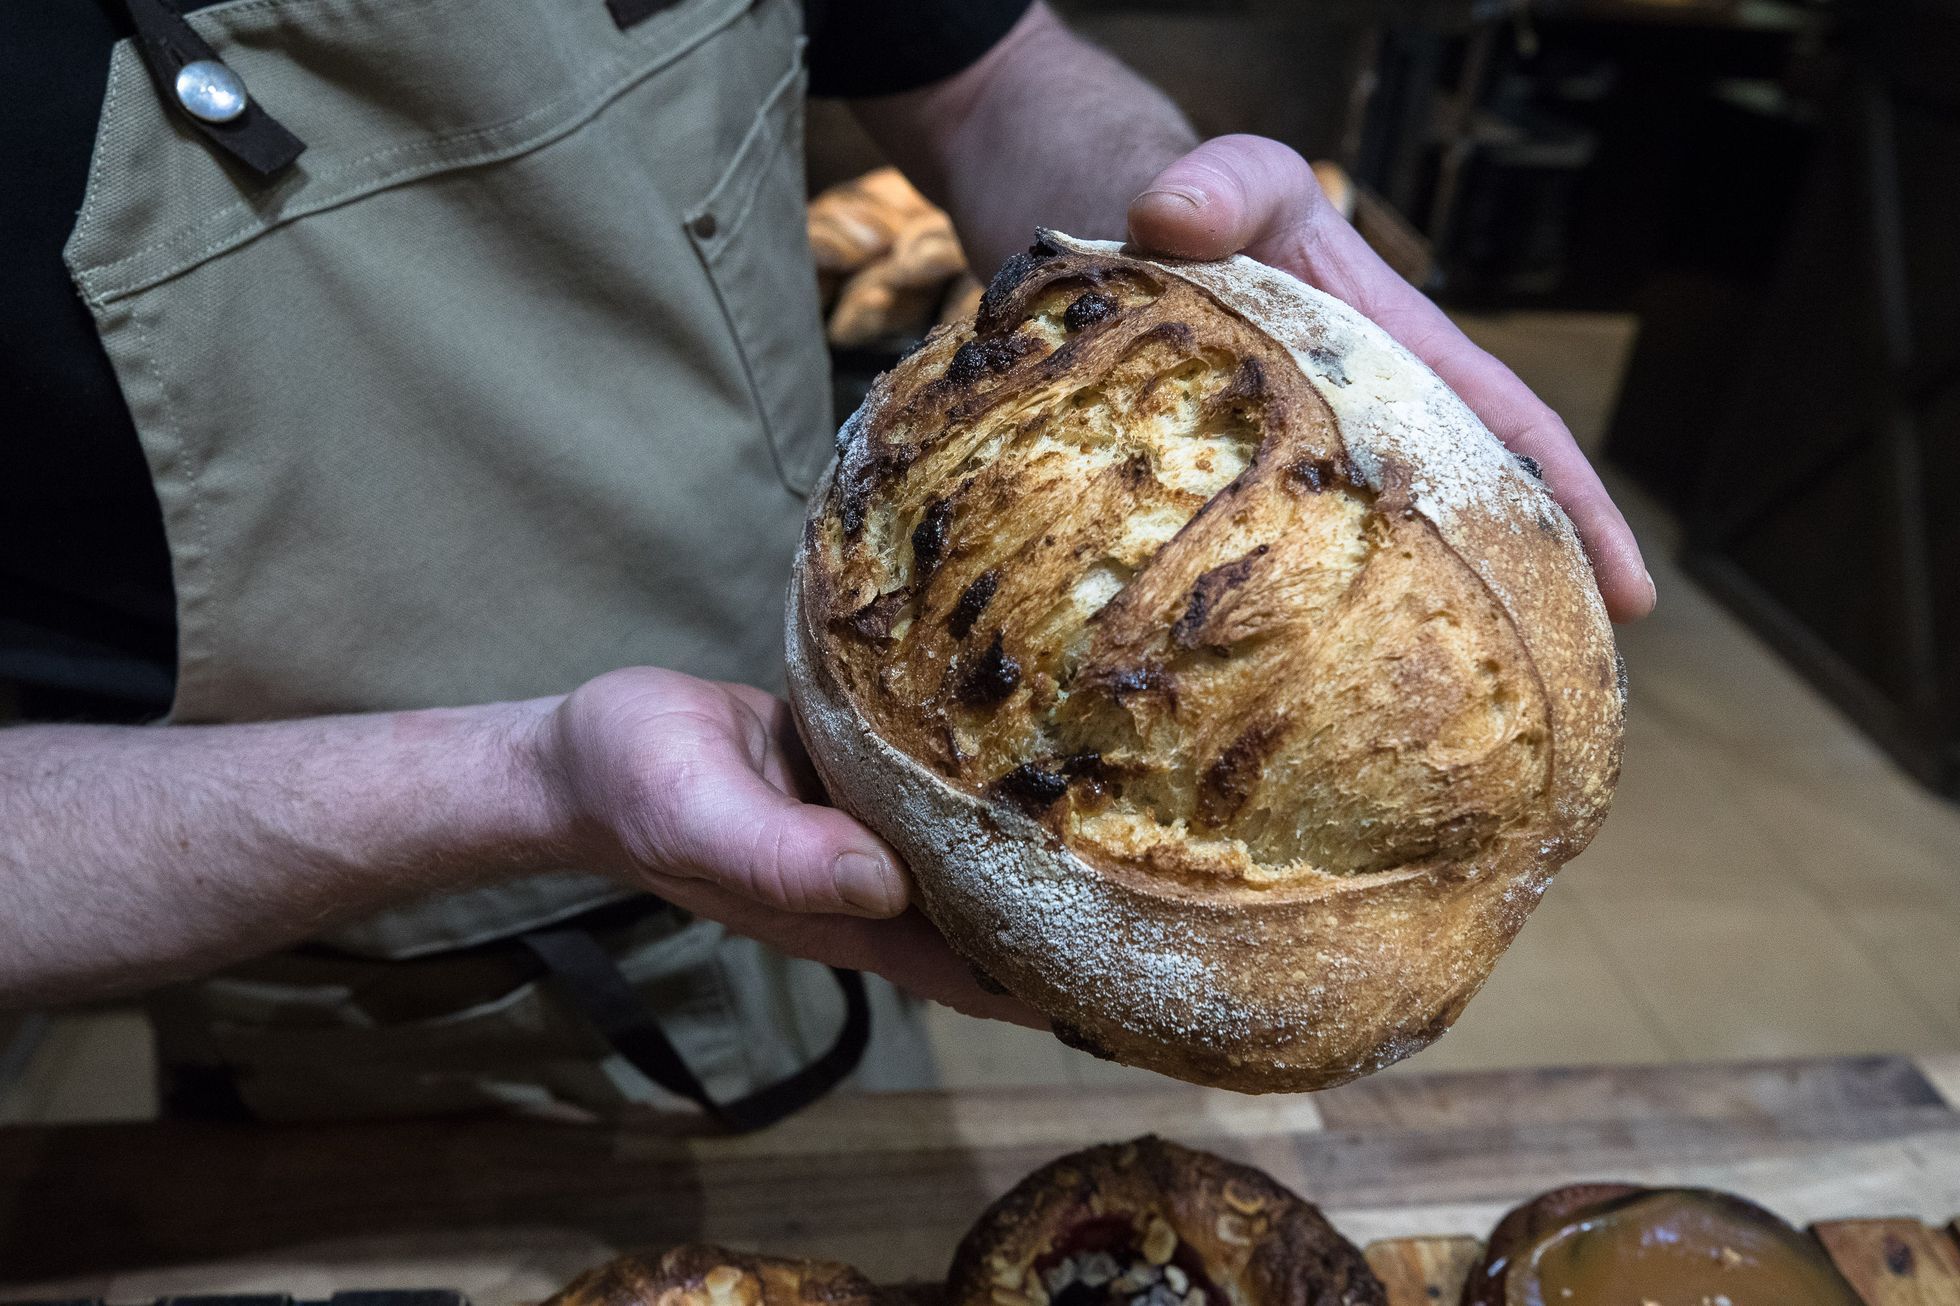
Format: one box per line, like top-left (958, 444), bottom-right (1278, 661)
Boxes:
top-left (64, 0), bottom-right (923, 1119)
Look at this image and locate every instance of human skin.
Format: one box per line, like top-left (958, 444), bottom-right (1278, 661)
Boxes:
top-left (0, 3), bottom-right (1647, 1012)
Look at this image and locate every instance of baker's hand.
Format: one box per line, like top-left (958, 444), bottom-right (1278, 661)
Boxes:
top-left (543, 666), bottom-right (1040, 1026)
top-left (1127, 135), bottom-right (1655, 622)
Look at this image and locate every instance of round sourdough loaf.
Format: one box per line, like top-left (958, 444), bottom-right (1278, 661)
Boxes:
top-left (787, 231), bottom-right (1623, 1091)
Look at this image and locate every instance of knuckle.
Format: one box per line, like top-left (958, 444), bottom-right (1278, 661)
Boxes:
top-left (710, 807), bottom-right (812, 912)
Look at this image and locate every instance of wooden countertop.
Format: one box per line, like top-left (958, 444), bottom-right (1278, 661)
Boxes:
top-left (3, 1055), bottom-right (1958, 1303)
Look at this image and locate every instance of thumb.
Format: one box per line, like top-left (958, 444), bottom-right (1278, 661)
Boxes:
top-left (644, 716), bottom-right (909, 920)
top-left (1128, 134), bottom-right (1326, 262)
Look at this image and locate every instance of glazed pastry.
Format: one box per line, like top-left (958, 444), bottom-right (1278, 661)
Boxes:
top-left (947, 1138), bottom-right (1383, 1306)
top-left (788, 231), bottom-right (1622, 1090)
top-left (1461, 1184), bottom-right (1863, 1306)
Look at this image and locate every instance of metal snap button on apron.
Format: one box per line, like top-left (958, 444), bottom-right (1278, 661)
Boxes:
top-left (690, 211), bottom-right (718, 240)
top-left (175, 60), bottom-right (249, 123)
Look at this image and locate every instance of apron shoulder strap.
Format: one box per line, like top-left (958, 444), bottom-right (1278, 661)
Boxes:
top-left (521, 926), bottom-right (870, 1132)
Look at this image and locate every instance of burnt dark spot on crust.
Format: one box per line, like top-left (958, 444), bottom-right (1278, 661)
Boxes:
top-left (987, 751), bottom-right (1106, 816)
top-left (1536, 512), bottom-right (1559, 536)
top-left (954, 631), bottom-right (1022, 707)
top-left (945, 333), bottom-right (1037, 387)
top-left (1217, 356), bottom-right (1267, 407)
top-left (1063, 290), bottom-right (1118, 332)
top-left (1373, 461), bottom-right (1416, 519)
top-left (1198, 721), bottom-right (1280, 825)
top-left (1134, 320), bottom-right (1197, 353)
top-left (910, 498), bottom-right (953, 580)
top-left (837, 442), bottom-right (924, 536)
top-left (949, 569), bottom-right (1000, 639)
top-left (842, 588), bottom-right (911, 641)
top-left (991, 761), bottom-right (1070, 812)
top-left (1284, 456), bottom-right (1345, 493)
top-left (1172, 545), bottom-right (1270, 649)
top-left (1118, 453), bottom-right (1154, 488)
top-left (977, 246), bottom-right (1055, 333)
top-left (1059, 751), bottom-right (1106, 780)
top-left (1513, 452), bottom-right (1545, 481)
top-left (1094, 659), bottom-right (1176, 703)
top-left (1885, 1236), bottom-right (1915, 1276)
top-left (1307, 343), bottom-right (1351, 386)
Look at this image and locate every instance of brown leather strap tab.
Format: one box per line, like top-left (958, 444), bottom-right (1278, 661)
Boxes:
top-left (121, 0), bottom-right (305, 178)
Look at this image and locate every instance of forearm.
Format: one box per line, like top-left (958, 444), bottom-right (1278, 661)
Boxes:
top-left (0, 699), bottom-right (571, 1007)
top-left (853, 4), bottom-right (1198, 275)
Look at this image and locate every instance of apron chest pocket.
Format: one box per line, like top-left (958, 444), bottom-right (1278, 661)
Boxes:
top-left (686, 46), bottom-right (834, 499)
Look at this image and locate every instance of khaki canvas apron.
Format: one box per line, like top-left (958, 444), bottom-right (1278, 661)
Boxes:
top-left (64, 0), bottom-right (930, 1119)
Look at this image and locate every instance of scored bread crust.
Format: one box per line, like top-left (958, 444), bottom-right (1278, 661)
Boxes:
top-left (788, 231), bottom-right (1622, 1091)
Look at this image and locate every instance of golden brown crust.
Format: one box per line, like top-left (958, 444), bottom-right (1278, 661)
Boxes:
top-left (545, 1245), bottom-right (882, 1306)
top-left (947, 1138), bottom-right (1382, 1306)
top-left (788, 232), bottom-right (1623, 1091)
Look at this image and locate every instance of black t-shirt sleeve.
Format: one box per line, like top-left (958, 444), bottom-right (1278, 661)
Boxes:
top-left (805, 0), bottom-right (1034, 98)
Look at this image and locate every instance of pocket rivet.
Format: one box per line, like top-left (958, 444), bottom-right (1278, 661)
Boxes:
top-left (175, 59), bottom-right (250, 124)
top-left (691, 212), bottom-right (719, 241)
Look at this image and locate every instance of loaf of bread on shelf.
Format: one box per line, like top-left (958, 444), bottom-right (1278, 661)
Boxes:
top-left (808, 167), bottom-right (935, 276)
top-left (788, 230), bottom-right (1623, 1092)
top-left (828, 210), bottom-right (969, 349)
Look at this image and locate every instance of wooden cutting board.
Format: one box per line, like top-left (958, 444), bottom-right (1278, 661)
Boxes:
top-left (1364, 1217), bottom-right (1960, 1306)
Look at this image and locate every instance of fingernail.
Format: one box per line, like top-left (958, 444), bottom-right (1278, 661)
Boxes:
top-left (1136, 185), bottom-right (1208, 211)
top-left (833, 851), bottom-right (904, 915)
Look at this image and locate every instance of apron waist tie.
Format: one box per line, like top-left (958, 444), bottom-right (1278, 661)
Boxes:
top-left (520, 926), bottom-right (870, 1133)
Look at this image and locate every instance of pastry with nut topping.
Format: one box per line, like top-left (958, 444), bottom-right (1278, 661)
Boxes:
top-left (947, 1137), bottom-right (1381, 1306)
top-left (544, 1245), bottom-right (883, 1306)
top-left (787, 230), bottom-right (1623, 1091)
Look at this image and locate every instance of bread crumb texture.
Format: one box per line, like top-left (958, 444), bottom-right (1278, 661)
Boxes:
top-left (813, 240), bottom-right (1556, 886)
